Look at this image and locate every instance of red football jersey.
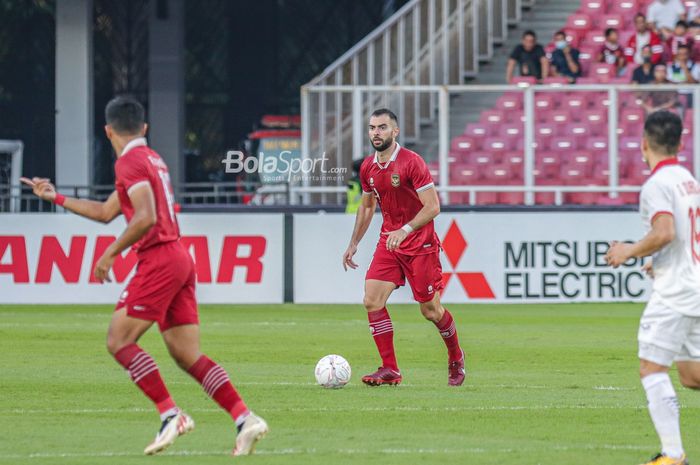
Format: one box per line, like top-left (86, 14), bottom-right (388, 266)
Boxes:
top-left (360, 143), bottom-right (440, 256)
top-left (114, 138), bottom-right (180, 253)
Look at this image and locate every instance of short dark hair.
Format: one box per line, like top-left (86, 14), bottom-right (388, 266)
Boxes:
top-left (644, 110), bottom-right (682, 156)
top-left (105, 96), bottom-right (146, 135)
top-left (635, 13), bottom-right (646, 21)
top-left (605, 27), bottom-right (617, 37)
top-left (554, 30), bottom-right (566, 38)
top-left (370, 108), bottom-right (398, 125)
top-left (522, 30), bottom-right (536, 39)
top-left (676, 20), bottom-right (688, 29)
top-left (677, 44), bottom-right (690, 52)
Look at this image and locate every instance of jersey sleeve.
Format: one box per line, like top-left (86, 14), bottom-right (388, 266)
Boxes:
top-left (410, 156), bottom-right (435, 193)
top-left (115, 156), bottom-right (150, 195)
top-left (359, 159), bottom-right (373, 194)
top-left (641, 178), bottom-right (674, 223)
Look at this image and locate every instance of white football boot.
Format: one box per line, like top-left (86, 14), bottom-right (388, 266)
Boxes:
top-left (232, 412), bottom-right (269, 456)
top-left (144, 411), bottom-right (195, 455)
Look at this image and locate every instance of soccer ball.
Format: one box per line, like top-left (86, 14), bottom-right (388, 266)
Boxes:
top-left (314, 354), bottom-right (351, 388)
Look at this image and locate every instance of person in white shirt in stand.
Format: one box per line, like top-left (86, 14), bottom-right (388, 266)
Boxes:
top-left (647, 0), bottom-right (687, 39)
top-left (607, 110), bottom-right (700, 465)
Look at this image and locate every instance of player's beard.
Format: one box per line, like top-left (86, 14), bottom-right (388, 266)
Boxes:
top-left (371, 136), bottom-right (394, 153)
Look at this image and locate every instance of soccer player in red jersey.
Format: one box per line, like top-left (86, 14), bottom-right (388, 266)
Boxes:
top-left (21, 96), bottom-right (268, 456)
top-left (342, 108), bottom-right (466, 387)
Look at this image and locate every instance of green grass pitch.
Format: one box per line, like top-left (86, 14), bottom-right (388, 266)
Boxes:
top-left (1, 303), bottom-right (699, 465)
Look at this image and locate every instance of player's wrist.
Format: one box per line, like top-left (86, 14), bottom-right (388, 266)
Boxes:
top-left (401, 224), bottom-right (414, 234)
top-left (53, 193), bottom-right (66, 206)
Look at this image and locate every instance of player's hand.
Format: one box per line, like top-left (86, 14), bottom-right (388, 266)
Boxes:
top-left (94, 251), bottom-right (115, 283)
top-left (605, 241), bottom-right (633, 268)
top-left (642, 260), bottom-right (654, 278)
top-left (342, 244), bottom-right (358, 271)
top-left (382, 229), bottom-right (408, 252)
top-left (20, 176), bottom-right (57, 202)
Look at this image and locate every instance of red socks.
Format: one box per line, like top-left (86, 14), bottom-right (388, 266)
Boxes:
top-left (188, 355), bottom-right (249, 424)
top-left (367, 308), bottom-right (399, 371)
top-left (114, 344), bottom-right (176, 415)
top-left (434, 309), bottom-right (463, 362)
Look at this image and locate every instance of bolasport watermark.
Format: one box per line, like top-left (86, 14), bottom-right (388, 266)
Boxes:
top-left (222, 150), bottom-right (348, 183)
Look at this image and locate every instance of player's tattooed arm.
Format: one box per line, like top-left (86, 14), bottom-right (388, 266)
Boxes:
top-left (20, 177), bottom-right (121, 224)
top-left (343, 193), bottom-right (376, 271)
top-left (606, 214), bottom-right (675, 267)
top-left (384, 186), bottom-right (440, 252)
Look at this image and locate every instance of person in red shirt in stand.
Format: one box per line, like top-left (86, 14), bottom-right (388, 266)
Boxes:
top-left (598, 28), bottom-right (627, 75)
top-left (20, 96), bottom-right (268, 457)
top-left (626, 13), bottom-right (665, 65)
top-left (342, 108), bottom-right (466, 387)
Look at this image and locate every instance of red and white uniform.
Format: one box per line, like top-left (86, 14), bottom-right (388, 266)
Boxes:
top-left (360, 143), bottom-right (443, 302)
top-left (625, 31), bottom-right (664, 64)
top-left (114, 137), bottom-right (198, 331)
top-left (638, 158), bottom-right (700, 366)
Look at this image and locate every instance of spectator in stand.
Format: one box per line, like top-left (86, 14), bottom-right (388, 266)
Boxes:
top-left (647, 0), bottom-right (687, 39)
top-left (506, 30), bottom-right (548, 83)
top-left (626, 13), bottom-right (664, 65)
top-left (689, 4), bottom-right (700, 27)
top-left (632, 45), bottom-right (656, 84)
top-left (549, 30), bottom-right (581, 82)
top-left (642, 64), bottom-right (680, 114)
top-left (667, 44), bottom-right (700, 84)
top-left (666, 20), bottom-right (694, 61)
top-left (598, 28), bottom-right (627, 75)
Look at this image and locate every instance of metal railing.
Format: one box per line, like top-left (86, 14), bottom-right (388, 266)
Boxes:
top-left (302, 0), bottom-right (519, 204)
top-left (301, 83), bottom-right (700, 206)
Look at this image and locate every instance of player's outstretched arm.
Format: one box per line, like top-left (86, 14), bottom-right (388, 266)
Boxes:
top-left (606, 214), bottom-right (675, 267)
top-left (94, 183), bottom-right (156, 282)
top-left (343, 193), bottom-right (376, 271)
top-left (20, 176), bottom-right (121, 224)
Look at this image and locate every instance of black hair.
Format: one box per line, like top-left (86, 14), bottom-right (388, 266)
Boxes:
top-left (554, 30), bottom-right (566, 38)
top-left (676, 20), bottom-right (688, 29)
top-left (370, 108), bottom-right (398, 125)
top-left (677, 44), bottom-right (691, 52)
top-left (522, 30), bottom-right (536, 39)
top-left (605, 27), bottom-right (617, 37)
top-left (105, 95), bottom-right (146, 135)
top-left (644, 111), bottom-right (682, 156)
top-left (635, 13), bottom-right (646, 21)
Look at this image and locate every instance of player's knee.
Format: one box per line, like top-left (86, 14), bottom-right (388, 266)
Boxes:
top-left (679, 371), bottom-right (700, 390)
top-left (419, 303), bottom-right (441, 322)
top-left (363, 295), bottom-right (384, 311)
top-left (106, 334), bottom-right (126, 356)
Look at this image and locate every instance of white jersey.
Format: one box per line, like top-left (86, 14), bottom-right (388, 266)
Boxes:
top-left (640, 158), bottom-right (700, 316)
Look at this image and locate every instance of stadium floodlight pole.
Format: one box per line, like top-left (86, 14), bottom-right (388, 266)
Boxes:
top-left (607, 88), bottom-right (619, 199)
top-left (438, 86), bottom-right (450, 205)
top-left (523, 86), bottom-right (535, 205)
top-left (694, 86), bottom-right (700, 181)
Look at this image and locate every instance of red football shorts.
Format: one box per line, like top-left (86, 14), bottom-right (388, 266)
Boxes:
top-left (365, 244), bottom-right (444, 303)
top-left (115, 240), bottom-right (199, 332)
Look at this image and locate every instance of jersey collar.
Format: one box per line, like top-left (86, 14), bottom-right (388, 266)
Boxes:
top-left (121, 137), bottom-right (148, 157)
top-left (373, 142), bottom-right (401, 169)
top-left (651, 157), bottom-right (679, 175)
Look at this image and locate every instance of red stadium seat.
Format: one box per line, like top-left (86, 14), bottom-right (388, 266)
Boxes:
top-left (564, 151), bottom-right (595, 177)
top-left (535, 94), bottom-right (555, 112)
top-left (566, 13), bottom-right (593, 33)
top-left (582, 108), bottom-right (607, 124)
top-left (619, 137), bottom-right (641, 152)
top-left (537, 153), bottom-right (563, 178)
top-left (512, 76), bottom-right (537, 86)
top-left (484, 136), bottom-right (513, 153)
top-left (583, 29), bottom-right (606, 48)
top-left (585, 136), bottom-right (608, 152)
top-left (620, 108), bottom-right (645, 124)
top-left (464, 123), bottom-right (493, 138)
top-left (542, 77), bottom-right (569, 86)
top-left (499, 123), bottom-right (523, 139)
top-left (597, 13), bottom-right (623, 30)
top-left (561, 92), bottom-right (588, 112)
top-left (590, 63), bottom-right (616, 82)
top-left (551, 137), bottom-right (577, 152)
top-left (495, 93), bottom-right (523, 111)
top-left (610, 0), bottom-right (640, 14)
top-left (480, 110), bottom-right (506, 125)
top-left (579, 0), bottom-right (607, 15)
top-left (563, 122), bottom-right (592, 147)
top-left (451, 136), bottom-right (478, 151)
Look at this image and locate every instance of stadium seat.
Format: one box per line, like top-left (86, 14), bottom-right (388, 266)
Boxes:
top-left (535, 94), bottom-right (555, 112)
top-left (512, 76), bottom-right (537, 86)
top-left (480, 110), bottom-right (506, 125)
top-left (579, 0), bottom-right (607, 15)
top-left (590, 63), bottom-right (616, 82)
top-left (619, 137), bottom-right (641, 153)
top-left (563, 122), bottom-right (593, 147)
top-left (542, 77), bottom-right (569, 86)
top-left (561, 92), bottom-right (587, 112)
top-left (620, 108), bottom-right (645, 125)
top-left (582, 108), bottom-right (606, 125)
top-left (550, 137), bottom-right (576, 152)
top-left (566, 13), bottom-right (593, 34)
top-left (610, 0), bottom-right (640, 14)
top-left (585, 136), bottom-right (608, 152)
top-left (565, 151), bottom-right (595, 177)
top-left (499, 123), bottom-right (523, 140)
top-left (583, 29), bottom-right (606, 48)
top-left (464, 122), bottom-right (493, 138)
top-left (536, 153), bottom-right (562, 178)
top-left (484, 136), bottom-right (513, 154)
top-left (495, 93), bottom-right (523, 111)
top-left (597, 13), bottom-right (623, 30)
top-left (451, 136), bottom-right (478, 151)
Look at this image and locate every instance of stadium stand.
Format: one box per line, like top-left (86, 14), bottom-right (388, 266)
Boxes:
top-left (439, 0), bottom-right (699, 205)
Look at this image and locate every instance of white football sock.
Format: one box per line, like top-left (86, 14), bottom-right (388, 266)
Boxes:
top-left (641, 372), bottom-right (684, 459)
top-left (159, 406), bottom-right (180, 422)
